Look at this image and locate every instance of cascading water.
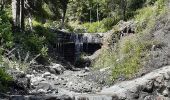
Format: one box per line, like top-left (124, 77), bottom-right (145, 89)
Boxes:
top-left (73, 34), bottom-right (83, 61)
top-left (56, 31), bottom-right (103, 64)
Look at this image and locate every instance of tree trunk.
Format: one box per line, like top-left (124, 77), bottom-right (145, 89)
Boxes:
top-left (61, 8), bottom-right (66, 29)
top-left (60, 0), bottom-right (68, 29)
top-left (12, 0), bottom-right (25, 31)
top-left (121, 0), bottom-right (127, 21)
top-left (12, 0), bottom-right (17, 27)
top-left (20, 0), bottom-right (25, 30)
top-left (97, 2), bottom-right (99, 26)
top-left (28, 13), bottom-right (33, 31)
top-left (0, 0), bottom-right (4, 11)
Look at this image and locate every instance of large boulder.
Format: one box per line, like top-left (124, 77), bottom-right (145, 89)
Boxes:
top-left (100, 66), bottom-right (170, 100)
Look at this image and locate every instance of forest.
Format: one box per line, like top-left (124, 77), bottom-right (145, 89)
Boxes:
top-left (0, 0), bottom-right (169, 100)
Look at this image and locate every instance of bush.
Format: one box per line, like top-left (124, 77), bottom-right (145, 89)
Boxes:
top-left (23, 33), bottom-right (47, 56)
top-left (0, 11), bottom-right (14, 48)
top-left (93, 49), bottom-right (116, 69)
top-left (0, 55), bottom-right (13, 92)
top-left (82, 15), bottom-right (120, 33)
top-left (135, 0), bottom-right (166, 33)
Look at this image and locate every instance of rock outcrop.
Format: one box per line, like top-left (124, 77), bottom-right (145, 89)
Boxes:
top-left (99, 66), bottom-right (170, 100)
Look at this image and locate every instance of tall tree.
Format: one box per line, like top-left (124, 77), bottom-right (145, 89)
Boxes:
top-left (59, 0), bottom-right (69, 28)
top-left (12, 0), bottom-right (25, 31)
top-left (113, 0), bottom-right (127, 20)
top-left (0, 0), bottom-right (4, 10)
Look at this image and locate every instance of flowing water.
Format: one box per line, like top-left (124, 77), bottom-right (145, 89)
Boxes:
top-left (56, 32), bottom-right (103, 64)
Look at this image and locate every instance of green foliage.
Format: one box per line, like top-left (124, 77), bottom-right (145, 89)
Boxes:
top-left (0, 55), bottom-right (13, 92)
top-left (23, 33), bottom-right (47, 56)
top-left (93, 0), bottom-right (167, 81)
top-left (67, 0), bottom-right (109, 22)
top-left (82, 16), bottom-right (120, 33)
top-left (93, 49), bottom-right (116, 69)
top-left (135, 0), bottom-right (166, 33)
top-left (83, 21), bottom-right (105, 33)
top-left (0, 11), bottom-right (14, 48)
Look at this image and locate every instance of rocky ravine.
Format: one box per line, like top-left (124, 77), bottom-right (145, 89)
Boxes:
top-left (0, 63), bottom-right (112, 100)
top-left (75, 65), bottom-right (170, 100)
top-left (2, 65), bottom-right (170, 100)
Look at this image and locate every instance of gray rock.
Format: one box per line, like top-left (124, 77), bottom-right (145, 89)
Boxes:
top-left (36, 82), bottom-right (52, 91)
top-left (143, 95), bottom-right (155, 100)
top-left (10, 96), bottom-right (25, 100)
top-left (164, 72), bottom-right (170, 80)
top-left (48, 64), bottom-right (65, 75)
top-left (154, 76), bottom-right (164, 88)
top-left (162, 89), bottom-right (169, 97)
top-left (42, 72), bottom-right (51, 78)
top-left (143, 81), bottom-right (153, 92)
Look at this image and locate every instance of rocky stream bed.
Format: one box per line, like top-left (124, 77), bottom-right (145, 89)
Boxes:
top-left (2, 63), bottom-right (170, 100)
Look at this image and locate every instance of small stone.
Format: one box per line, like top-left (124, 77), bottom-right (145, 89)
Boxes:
top-left (37, 89), bottom-right (46, 93)
top-left (26, 74), bottom-right (34, 78)
top-left (85, 67), bottom-right (90, 72)
top-left (165, 81), bottom-right (170, 88)
top-left (143, 81), bottom-right (153, 92)
top-left (164, 72), bottom-right (170, 80)
top-left (42, 72), bottom-right (51, 78)
top-left (154, 76), bottom-right (164, 88)
top-left (162, 89), bottom-right (169, 97)
top-left (51, 64), bottom-right (65, 74)
top-left (144, 95), bottom-right (154, 100)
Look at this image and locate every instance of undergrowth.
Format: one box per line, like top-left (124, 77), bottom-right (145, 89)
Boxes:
top-left (92, 0), bottom-right (167, 81)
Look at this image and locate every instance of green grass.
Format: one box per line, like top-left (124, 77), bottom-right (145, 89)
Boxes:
top-left (135, 0), bottom-right (167, 33)
top-left (93, 0), bottom-right (167, 81)
top-left (82, 16), bottom-right (120, 33)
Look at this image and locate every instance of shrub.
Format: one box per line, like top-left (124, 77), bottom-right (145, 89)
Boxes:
top-left (93, 49), bottom-right (116, 69)
top-left (82, 15), bottom-right (120, 33)
top-left (0, 55), bottom-right (13, 92)
top-left (135, 0), bottom-right (166, 33)
top-left (23, 33), bottom-right (47, 56)
top-left (0, 11), bottom-right (14, 48)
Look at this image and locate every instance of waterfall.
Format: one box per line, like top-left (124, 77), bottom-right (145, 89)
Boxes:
top-left (56, 31), bottom-right (103, 64)
top-left (74, 34), bottom-right (83, 61)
